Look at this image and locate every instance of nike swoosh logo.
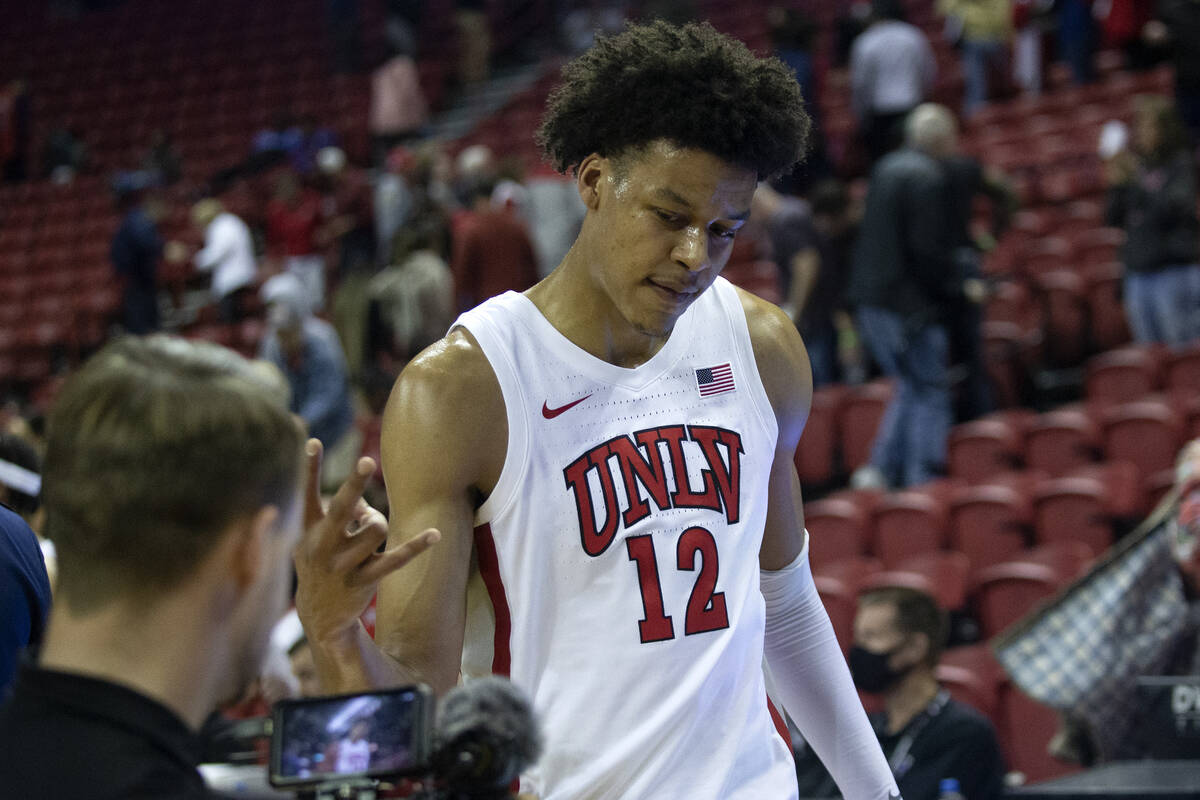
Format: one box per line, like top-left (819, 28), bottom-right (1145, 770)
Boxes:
top-left (542, 394), bottom-right (592, 419)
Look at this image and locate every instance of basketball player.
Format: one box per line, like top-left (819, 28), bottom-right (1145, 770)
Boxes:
top-left (296, 21), bottom-right (900, 800)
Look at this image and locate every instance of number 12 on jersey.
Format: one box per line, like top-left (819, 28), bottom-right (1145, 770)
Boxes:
top-left (625, 526), bottom-right (730, 643)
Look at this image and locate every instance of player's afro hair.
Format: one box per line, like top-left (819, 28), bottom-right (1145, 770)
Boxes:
top-left (537, 20), bottom-right (810, 180)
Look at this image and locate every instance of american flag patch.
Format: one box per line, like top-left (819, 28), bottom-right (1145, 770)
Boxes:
top-left (695, 363), bottom-right (735, 397)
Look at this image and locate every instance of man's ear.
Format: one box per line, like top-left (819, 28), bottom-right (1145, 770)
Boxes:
top-left (228, 506), bottom-right (280, 594)
top-left (576, 153), bottom-right (606, 211)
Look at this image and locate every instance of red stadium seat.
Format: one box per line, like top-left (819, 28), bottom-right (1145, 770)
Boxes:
top-left (871, 488), bottom-right (949, 569)
top-left (1101, 398), bottom-right (1186, 485)
top-left (838, 380), bottom-right (894, 472)
top-left (795, 385), bottom-right (845, 487)
top-left (1033, 270), bottom-right (1090, 366)
top-left (947, 418), bottom-right (1024, 484)
top-left (998, 681), bottom-right (1083, 783)
top-left (863, 550), bottom-right (972, 610)
top-left (1025, 406), bottom-right (1102, 476)
top-left (1020, 236), bottom-right (1073, 278)
top-left (1165, 343), bottom-right (1200, 394)
top-left (1083, 261), bottom-right (1131, 351)
top-left (1031, 474), bottom-right (1116, 554)
top-left (949, 482), bottom-right (1033, 573)
top-left (938, 644), bottom-right (1004, 722)
top-left (805, 497), bottom-right (871, 570)
top-left (973, 561), bottom-right (1061, 639)
top-left (1085, 346), bottom-right (1164, 412)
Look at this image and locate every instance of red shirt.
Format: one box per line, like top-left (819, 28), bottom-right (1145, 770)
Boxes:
top-left (265, 190), bottom-right (323, 257)
top-left (451, 209), bottom-right (540, 311)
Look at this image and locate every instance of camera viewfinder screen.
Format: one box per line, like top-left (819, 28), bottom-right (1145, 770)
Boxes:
top-left (276, 691), bottom-right (421, 781)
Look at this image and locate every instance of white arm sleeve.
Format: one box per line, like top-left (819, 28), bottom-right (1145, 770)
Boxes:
top-left (761, 538), bottom-right (901, 800)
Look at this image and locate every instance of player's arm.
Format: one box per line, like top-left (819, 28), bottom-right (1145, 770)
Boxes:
top-left (296, 329), bottom-right (504, 697)
top-left (739, 289), bottom-right (901, 800)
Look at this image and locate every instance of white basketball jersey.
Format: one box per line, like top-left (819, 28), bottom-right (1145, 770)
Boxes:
top-left (453, 277), bottom-right (798, 800)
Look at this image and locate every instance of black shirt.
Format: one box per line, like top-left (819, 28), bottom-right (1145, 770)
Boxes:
top-left (0, 664), bottom-right (214, 799)
top-left (795, 692), bottom-right (1006, 800)
top-left (847, 148), bottom-right (959, 327)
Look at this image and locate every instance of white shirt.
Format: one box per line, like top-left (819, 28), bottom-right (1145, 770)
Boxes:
top-left (850, 20), bottom-right (936, 118)
top-left (195, 212), bottom-right (258, 299)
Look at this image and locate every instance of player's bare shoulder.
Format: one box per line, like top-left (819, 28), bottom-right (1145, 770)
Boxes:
top-left (732, 284), bottom-right (812, 447)
top-left (383, 327), bottom-right (507, 491)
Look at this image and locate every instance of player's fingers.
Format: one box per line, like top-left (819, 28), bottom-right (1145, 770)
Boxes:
top-left (302, 439), bottom-right (325, 529)
top-left (353, 529), bottom-right (441, 586)
top-left (324, 457), bottom-right (377, 530)
top-left (330, 510), bottom-right (390, 572)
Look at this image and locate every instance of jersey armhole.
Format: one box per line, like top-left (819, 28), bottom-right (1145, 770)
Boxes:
top-left (449, 321), bottom-right (530, 526)
top-left (714, 278), bottom-right (781, 447)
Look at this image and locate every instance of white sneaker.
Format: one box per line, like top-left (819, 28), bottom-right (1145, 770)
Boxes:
top-left (850, 465), bottom-right (889, 491)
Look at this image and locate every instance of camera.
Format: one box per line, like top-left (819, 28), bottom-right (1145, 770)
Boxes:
top-left (269, 686), bottom-right (434, 794)
top-left (259, 678), bottom-right (540, 800)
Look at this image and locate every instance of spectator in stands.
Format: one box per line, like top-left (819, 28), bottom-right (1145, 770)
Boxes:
top-left (1145, 1), bottom-right (1200, 145)
top-left (805, 179), bottom-right (862, 387)
top-left (849, 104), bottom-right (965, 489)
top-left (41, 125), bottom-right (88, 183)
top-left (369, 28), bottom-right (429, 164)
top-left (0, 432), bottom-right (55, 592)
top-left (368, 213), bottom-right (454, 366)
top-left (0, 79), bottom-right (31, 183)
top-left (455, 0), bottom-right (492, 86)
top-left (996, 438), bottom-right (1200, 765)
top-left (260, 274), bottom-right (358, 491)
top-left (266, 170), bottom-right (327, 313)
top-left (252, 112), bottom-right (303, 162)
top-left (110, 185), bottom-right (166, 334)
top-left (560, 0), bottom-right (627, 54)
top-left (944, 150), bottom-right (1015, 422)
top-left (795, 587), bottom-right (1006, 799)
top-left (939, 0), bottom-right (1013, 116)
top-left (451, 177), bottom-right (540, 312)
top-left (851, 0), bottom-right (936, 163)
top-left (186, 198), bottom-right (259, 322)
top-left (750, 183), bottom-right (827, 370)
top-left (1104, 94), bottom-right (1200, 348)
top-left (317, 146), bottom-right (377, 376)
top-left (1012, 0), bottom-right (1052, 97)
top-left (1057, 0), bottom-right (1096, 84)
top-left (374, 146), bottom-right (418, 267)
top-left (291, 115), bottom-right (339, 177)
top-left (141, 129), bottom-right (181, 185)
top-left (0, 502), bottom-right (50, 699)
top-left (0, 335), bottom-right (433, 797)
top-left (769, 7), bottom-right (832, 193)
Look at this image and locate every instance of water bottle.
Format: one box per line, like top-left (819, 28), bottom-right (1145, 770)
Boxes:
top-left (938, 777), bottom-right (967, 800)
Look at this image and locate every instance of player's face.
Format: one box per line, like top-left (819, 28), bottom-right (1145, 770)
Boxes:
top-left (586, 141), bottom-right (756, 338)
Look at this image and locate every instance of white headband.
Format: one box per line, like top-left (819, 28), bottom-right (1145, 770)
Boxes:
top-left (0, 458), bottom-right (40, 497)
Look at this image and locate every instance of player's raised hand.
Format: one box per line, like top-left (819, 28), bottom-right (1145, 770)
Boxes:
top-left (294, 438), bottom-right (440, 647)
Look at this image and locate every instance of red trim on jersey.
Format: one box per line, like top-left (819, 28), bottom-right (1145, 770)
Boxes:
top-left (473, 523), bottom-right (512, 676)
top-left (766, 694), bottom-right (794, 760)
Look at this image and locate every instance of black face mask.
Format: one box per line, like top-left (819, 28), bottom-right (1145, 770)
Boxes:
top-left (848, 643), bottom-right (909, 694)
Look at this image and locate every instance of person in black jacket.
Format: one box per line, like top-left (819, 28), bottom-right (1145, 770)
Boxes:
top-left (795, 586), bottom-right (1007, 800)
top-left (1105, 94), bottom-right (1200, 348)
top-left (848, 103), bottom-right (977, 489)
top-left (0, 336), bottom-right (435, 799)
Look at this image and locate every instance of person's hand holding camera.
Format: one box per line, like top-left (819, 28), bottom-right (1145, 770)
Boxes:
top-left (293, 439), bottom-right (439, 654)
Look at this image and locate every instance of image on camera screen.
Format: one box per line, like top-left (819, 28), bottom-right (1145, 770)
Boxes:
top-left (276, 691), bottom-right (420, 780)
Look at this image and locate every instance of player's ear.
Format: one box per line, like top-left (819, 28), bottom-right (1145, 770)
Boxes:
top-left (576, 153), bottom-right (605, 211)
